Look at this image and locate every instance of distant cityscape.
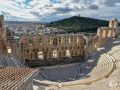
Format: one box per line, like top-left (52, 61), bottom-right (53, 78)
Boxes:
top-left (5, 22), bottom-right (65, 42)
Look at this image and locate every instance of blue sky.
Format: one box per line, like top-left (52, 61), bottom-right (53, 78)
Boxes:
top-left (0, 0), bottom-right (120, 22)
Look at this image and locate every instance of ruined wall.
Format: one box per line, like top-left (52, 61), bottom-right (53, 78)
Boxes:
top-left (5, 18), bottom-right (119, 65)
top-left (19, 34), bottom-right (86, 62)
top-left (96, 18), bottom-right (119, 48)
top-left (0, 15), bottom-right (7, 53)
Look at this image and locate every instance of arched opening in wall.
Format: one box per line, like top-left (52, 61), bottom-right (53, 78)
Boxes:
top-left (34, 52), bottom-right (38, 60)
top-left (37, 38), bottom-right (43, 44)
top-left (53, 50), bottom-right (57, 58)
top-left (102, 29), bottom-right (108, 38)
top-left (76, 37), bottom-right (79, 43)
top-left (66, 50), bottom-right (70, 57)
top-left (75, 51), bottom-right (77, 56)
top-left (71, 50), bottom-right (73, 56)
top-left (66, 37), bottom-right (71, 44)
top-left (58, 37), bottom-right (62, 44)
top-left (37, 51), bottom-right (44, 60)
top-left (30, 53), bottom-right (32, 59)
top-left (7, 46), bottom-right (11, 54)
top-left (63, 51), bottom-right (66, 57)
top-left (58, 51), bottom-right (61, 58)
top-left (48, 38), bottom-right (51, 44)
top-left (44, 51), bottom-right (47, 60)
top-left (48, 51), bottom-right (52, 59)
top-left (83, 37), bottom-right (87, 46)
top-left (28, 38), bottom-right (33, 45)
top-left (71, 36), bottom-right (73, 43)
top-left (108, 30), bottom-right (112, 37)
top-left (112, 29), bottom-right (116, 37)
top-left (53, 38), bottom-right (57, 46)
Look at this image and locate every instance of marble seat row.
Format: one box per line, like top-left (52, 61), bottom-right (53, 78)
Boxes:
top-left (41, 65), bottom-right (80, 81)
top-left (0, 53), bottom-right (26, 67)
top-left (110, 50), bottom-right (120, 61)
top-left (0, 67), bottom-right (37, 90)
top-left (33, 38), bottom-right (120, 90)
top-left (37, 53), bottom-right (113, 86)
top-left (108, 45), bottom-right (120, 55)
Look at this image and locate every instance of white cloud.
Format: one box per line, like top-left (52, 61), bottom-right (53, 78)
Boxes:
top-left (0, 0), bottom-right (120, 22)
top-left (15, 0), bottom-right (26, 3)
top-left (0, 0), bottom-right (37, 21)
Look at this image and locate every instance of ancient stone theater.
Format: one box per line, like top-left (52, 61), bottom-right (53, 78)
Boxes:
top-left (9, 18), bottom-right (118, 66)
top-left (1, 15), bottom-right (120, 90)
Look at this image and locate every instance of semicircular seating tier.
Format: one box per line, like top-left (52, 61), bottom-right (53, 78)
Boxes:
top-left (35, 53), bottom-right (114, 86)
top-left (0, 53), bottom-right (26, 67)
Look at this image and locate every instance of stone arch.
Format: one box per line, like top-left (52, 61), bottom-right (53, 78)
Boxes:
top-left (112, 29), bottom-right (116, 37)
top-left (53, 38), bottom-right (57, 46)
top-left (53, 50), bottom-right (57, 58)
top-left (66, 50), bottom-right (71, 57)
top-left (7, 46), bottom-right (12, 54)
top-left (58, 51), bottom-right (62, 58)
top-left (102, 29), bottom-right (108, 38)
top-left (30, 53), bottom-right (33, 59)
top-left (37, 51), bottom-right (44, 60)
top-left (108, 30), bottom-right (113, 37)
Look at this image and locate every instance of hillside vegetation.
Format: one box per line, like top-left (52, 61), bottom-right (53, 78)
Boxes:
top-left (47, 16), bottom-right (110, 34)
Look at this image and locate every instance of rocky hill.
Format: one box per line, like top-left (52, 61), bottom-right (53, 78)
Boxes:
top-left (47, 16), bottom-right (110, 34)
